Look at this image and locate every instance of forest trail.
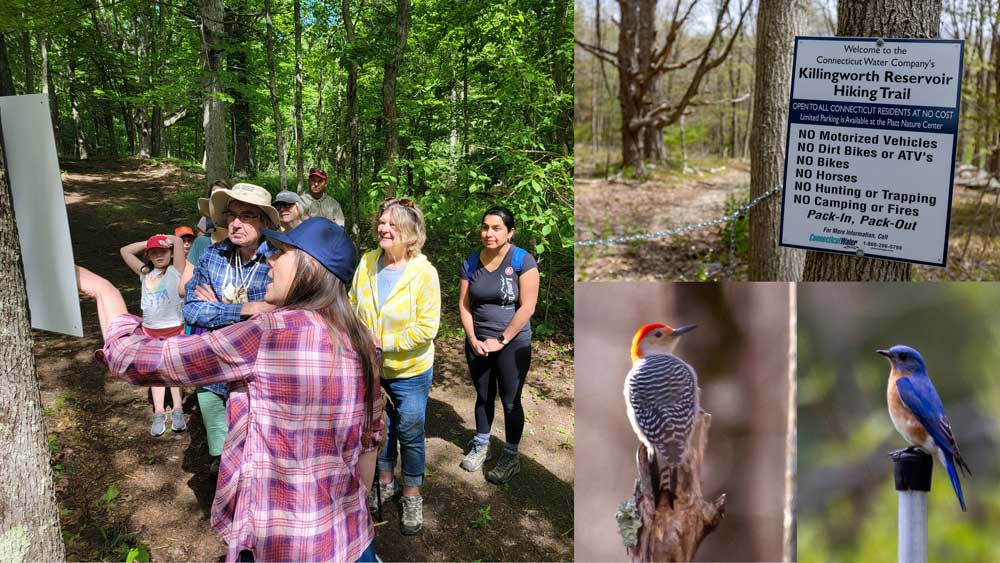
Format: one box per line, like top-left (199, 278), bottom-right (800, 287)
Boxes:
top-left (36, 158), bottom-right (574, 562)
top-left (575, 164), bottom-right (751, 281)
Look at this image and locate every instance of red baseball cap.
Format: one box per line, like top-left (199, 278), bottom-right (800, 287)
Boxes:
top-left (145, 234), bottom-right (172, 252)
top-left (175, 226), bottom-right (195, 238)
top-left (308, 167), bottom-right (327, 180)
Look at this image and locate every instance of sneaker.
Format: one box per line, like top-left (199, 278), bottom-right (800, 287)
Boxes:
top-left (460, 439), bottom-right (492, 472)
top-left (150, 412), bottom-right (166, 437)
top-left (368, 478), bottom-right (398, 511)
top-left (486, 450), bottom-right (521, 484)
top-left (399, 495), bottom-right (423, 535)
top-left (171, 409), bottom-right (187, 432)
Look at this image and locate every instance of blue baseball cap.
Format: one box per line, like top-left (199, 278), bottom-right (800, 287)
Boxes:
top-left (261, 217), bottom-right (358, 284)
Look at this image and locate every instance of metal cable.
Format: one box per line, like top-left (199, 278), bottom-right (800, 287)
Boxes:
top-left (574, 184), bottom-right (783, 247)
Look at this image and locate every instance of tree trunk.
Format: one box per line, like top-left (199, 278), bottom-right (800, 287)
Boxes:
top-left (0, 111), bottom-right (66, 563)
top-left (151, 106), bottom-right (163, 157)
top-left (0, 34), bottom-right (16, 96)
top-left (801, 0), bottom-right (940, 281)
top-left (39, 32), bottom-right (60, 154)
top-left (380, 0), bottom-right (412, 196)
top-left (227, 7), bottom-right (255, 175)
top-left (294, 0), bottom-right (304, 191)
top-left (617, 0), bottom-right (645, 173)
top-left (121, 104), bottom-right (136, 155)
top-left (66, 56), bottom-right (88, 160)
top-left (138, 106), bottom-right (152, 157)
top-left (748, 0), bottom-right (804, 281)
top-left (202, 0), bottom-right (227, 186)
top-left (265, 0), bottom-right (287, 190)
top-left (21, 30), bottom-right (33, 93)
top-left (343, 0), bottom-right (360, 236)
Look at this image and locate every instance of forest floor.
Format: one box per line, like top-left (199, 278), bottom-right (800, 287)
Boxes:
top-left (36, 158), bottom-right (574, 562)
top-left (575, 155), bottom-right (752, 281)
top-left (575, 153), bottom-right (1000, 281)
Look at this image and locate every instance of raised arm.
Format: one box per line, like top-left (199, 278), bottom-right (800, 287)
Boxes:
top-left (119, 241), bottom-right (147, 276)
top-left (168, 235), bottom-right (186, 273)
top-left (178, 261), bottom-right (195, 297)
top-left (77, 266), bottom-right (129, 337)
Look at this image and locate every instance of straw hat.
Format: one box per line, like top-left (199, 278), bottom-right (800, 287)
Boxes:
top-left (209, 183), bottom-right (280, 228)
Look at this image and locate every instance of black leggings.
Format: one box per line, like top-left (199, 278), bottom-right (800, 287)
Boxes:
top-left (466, 339), bottom-right (532, 445)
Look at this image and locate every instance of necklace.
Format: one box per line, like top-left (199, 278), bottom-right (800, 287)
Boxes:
top-left (222, 250), bottom-right (262, 303)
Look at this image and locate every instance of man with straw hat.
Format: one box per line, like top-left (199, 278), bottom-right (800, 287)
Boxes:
top-left (183, 182), bottom-right (280, 471)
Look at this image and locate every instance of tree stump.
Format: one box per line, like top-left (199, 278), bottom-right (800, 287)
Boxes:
top-left (618, 410), bottom-right (725, 562)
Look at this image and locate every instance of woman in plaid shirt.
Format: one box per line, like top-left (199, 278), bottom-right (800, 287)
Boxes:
top-left (80, 218), bottom-right (382, 563)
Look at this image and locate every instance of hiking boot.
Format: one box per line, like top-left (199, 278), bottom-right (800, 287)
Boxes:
top-left (399, 495), bottom-right (423, 535)
top-left (368, 478), bottom-right (398, 511)
top-left (171, 409), bottom-right (187, 432)
top-left (150, 412), bottom-right (166, 437)
top-left (460, 439), bottom-right (492, 472)
top-left (486, 450), bottom-right (521, 485)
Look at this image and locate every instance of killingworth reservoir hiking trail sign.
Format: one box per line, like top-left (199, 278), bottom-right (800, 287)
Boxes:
top-left (779, 37), bottom-right (964, 267)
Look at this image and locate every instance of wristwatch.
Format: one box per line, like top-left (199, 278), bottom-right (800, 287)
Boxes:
top-left (497, 334), bottom-right (507, 346)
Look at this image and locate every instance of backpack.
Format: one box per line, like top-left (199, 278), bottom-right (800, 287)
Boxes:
top-left (464, 246), bottom-right (528, 281)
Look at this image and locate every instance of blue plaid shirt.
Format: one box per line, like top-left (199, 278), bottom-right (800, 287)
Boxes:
top-left (184, 239), bottom-right (276, 395)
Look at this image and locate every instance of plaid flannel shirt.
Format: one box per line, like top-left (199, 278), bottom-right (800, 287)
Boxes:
top-left (101, 310), bottom-right (383, 563)
top-left (184, 239), bottom-right (275, 396)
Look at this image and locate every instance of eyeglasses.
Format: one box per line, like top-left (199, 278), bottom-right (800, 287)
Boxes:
top-left (382, 196), bottom-right (415, 208)
top-left (273, 202), bottom-right (295, 211)
top-left (224, 210), bottom-right (263, 223)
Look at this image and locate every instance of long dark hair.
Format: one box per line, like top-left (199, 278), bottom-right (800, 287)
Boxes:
top-left (281, 247), bottom-right (379, 437)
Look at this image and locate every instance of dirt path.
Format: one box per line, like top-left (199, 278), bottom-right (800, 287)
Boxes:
top-left (575, 164), bottom-right (751, 281)
top-left (37, 158), bottom-right (573, 562)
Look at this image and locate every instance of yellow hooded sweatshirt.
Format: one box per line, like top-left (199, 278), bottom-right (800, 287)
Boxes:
top-left (349, 250), bottom-right (441, 379)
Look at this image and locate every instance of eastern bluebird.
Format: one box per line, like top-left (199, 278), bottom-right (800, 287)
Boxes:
top-left (878, 345), bottom-right (971, 511)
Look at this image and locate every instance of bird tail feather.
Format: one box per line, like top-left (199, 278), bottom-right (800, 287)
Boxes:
top-left (944, 453), bottom-right (967, 512)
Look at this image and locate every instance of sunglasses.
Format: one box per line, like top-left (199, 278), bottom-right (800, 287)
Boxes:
top-left (382, 196), bottom-right (415, 208)
top-left (273, 202), bottom-right (296, 211)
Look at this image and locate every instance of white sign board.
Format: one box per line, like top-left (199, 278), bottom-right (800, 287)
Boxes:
top-left (1, 94), bottom-right (83, 337)
top-left (779, 37), bottom-right (964, 266)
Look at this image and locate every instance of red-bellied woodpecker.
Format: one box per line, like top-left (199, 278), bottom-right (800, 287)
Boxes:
top-left (625, 322), bottom-right (699, 506)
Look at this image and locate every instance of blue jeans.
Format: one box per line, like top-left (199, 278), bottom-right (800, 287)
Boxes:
top-left (377, 368), bottom-right (433, 488)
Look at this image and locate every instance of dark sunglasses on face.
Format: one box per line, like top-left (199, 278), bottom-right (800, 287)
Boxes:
top-left (273, 202), bottom-right (295, 211)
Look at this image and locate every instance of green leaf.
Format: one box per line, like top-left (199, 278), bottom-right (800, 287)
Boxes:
top-left (99, 484), bottom-right (119, 505)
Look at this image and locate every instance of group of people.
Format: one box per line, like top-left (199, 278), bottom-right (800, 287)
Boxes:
top-left (83, 166), bottom-right (539, 562)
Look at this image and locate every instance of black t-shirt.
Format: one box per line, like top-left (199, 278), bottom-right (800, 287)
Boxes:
top-left (463, 247), bottom-right (538, 342)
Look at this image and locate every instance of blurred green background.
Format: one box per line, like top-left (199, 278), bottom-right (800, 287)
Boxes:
top-left (798, 283), bottom-right (1000, 563)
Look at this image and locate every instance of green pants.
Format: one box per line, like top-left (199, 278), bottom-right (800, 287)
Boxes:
top-left (196, 388), bottom-right (228, 456)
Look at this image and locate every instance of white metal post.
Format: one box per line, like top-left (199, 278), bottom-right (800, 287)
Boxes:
top-left (891, 449), bottom-right (932, 563)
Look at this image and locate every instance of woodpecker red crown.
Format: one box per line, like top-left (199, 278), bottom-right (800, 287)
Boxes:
top-left (630, 323), bottom-right (669, 362)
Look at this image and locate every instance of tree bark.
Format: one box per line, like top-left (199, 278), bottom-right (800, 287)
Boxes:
top-left (801, 0), bottom-right (941, 281)
top-left (380, 0), bottom-right (412, 196)
top-left (294, 0), bottom-right (304, 191)
top-left (748, 0), bottom-right (804, 281)
top-left (39, 32), bottom-right (60, 154)
top-left (265, 0), bottom-right (287, 190)
top-left (202, 0), bottom-right (227, 187)
top-left (21, 30), bottom-right (33, 93)
top-left (0, 34), bottom-right (16, 96)
top-left (227, 6), bottom-right (255, 175)
top-left (626, 412), bottom-right (725, 562)
top-left (0, 112), bottom-right (66, 563)
top-left (343, 0), bottom-right (360, 236)
top-left (66, 56), bottom-right (88, 160)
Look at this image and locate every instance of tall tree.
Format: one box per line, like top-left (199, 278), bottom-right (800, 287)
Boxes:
top-left (0, 113), bottom-right (66, 563)
top-left (227, 5), bottom-right (255, 175)
top-left (0, 34), bottom-right (15, 96)
top-left (800, 0), bottom-right (942, 281)
top-left (748, 0), bottom-right (804, 281)
top-left (265, 0), bottom-right (288, 190)
top-left (201, 0), bottom-right (227, 187)
top-left (39, 32), bottom-right (60, 153)
top-left (343, 0), bottom-right (360, 235)
top-left (576, 0), bottom-right (752, 173)
top-left (380, 0), bottom-right (412, 196)
top-left (294, 0), bottom-right (304, 191)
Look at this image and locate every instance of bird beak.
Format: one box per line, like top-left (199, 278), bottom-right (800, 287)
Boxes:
top-left (876, 349), bottom-right (891, 358)
top-left (671, 324), bottom-right (697, 336)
